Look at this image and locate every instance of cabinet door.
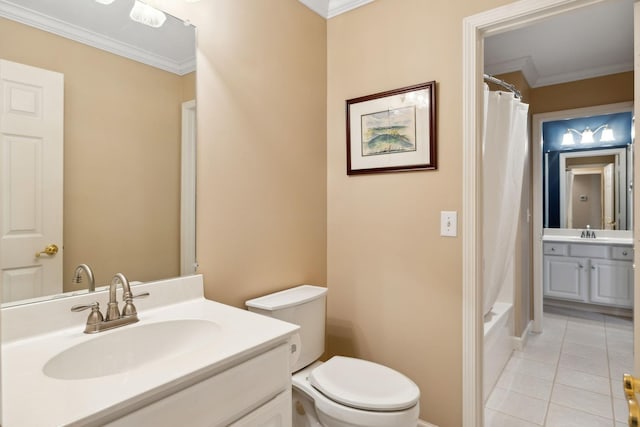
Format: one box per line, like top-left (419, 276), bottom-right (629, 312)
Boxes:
top-left (590, 259), bottom-right (634, 308)
top-left (543, 256), bottom-right (588, 302)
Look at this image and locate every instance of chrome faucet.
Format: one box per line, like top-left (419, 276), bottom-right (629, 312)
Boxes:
top-left (581, 225), bottom-right (596, 239)
top-left (72, 264), bottom-right (95, 292)
top-left (106, 272), bottom-right (131, 321)
top-left (71, 272), bottom-right (149, 334)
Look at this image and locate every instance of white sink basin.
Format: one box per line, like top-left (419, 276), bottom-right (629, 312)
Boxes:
top-left (43, 319), bottom-right (221, 380)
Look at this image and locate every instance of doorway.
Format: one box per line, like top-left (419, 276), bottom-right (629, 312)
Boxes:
top-left (462, 0), bottom-right (638, 425)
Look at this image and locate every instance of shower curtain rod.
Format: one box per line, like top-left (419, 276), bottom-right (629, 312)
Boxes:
top-left (483, 74), bottom-right (522, 99)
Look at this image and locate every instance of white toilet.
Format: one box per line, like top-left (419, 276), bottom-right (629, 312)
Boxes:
top-left (246, 285), bottom-right (420, 427)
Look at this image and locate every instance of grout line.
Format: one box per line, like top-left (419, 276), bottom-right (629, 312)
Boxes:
top-left (604, 320), bottom-right (616, 426)
top-left (542, 313), bottom-right (568, 426)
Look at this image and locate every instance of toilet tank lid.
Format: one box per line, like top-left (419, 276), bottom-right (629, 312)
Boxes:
top-left (246, 285), bottom-right (327, 311)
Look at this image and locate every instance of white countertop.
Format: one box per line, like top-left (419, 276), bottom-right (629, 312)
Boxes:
top-left (2, 275), bottom-right (299, 426)
top-left (542, 229), bottom-right (633, 246)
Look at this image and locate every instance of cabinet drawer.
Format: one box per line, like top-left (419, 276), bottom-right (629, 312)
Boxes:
top-left (108, 344), bottom-right (290, 427)
top-left (544, 243), bottom-right (568, 256)
top-left (611, 246), bottom-right (634, 261)
top-left (570, 244), bottom-right (608, 259)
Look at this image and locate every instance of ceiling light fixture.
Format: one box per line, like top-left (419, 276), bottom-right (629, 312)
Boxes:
top-left (129, 0), bottom-right (167, 28)
top-left (561, 124), bottom-right (615, 146)
top-left (95, 0), bottom-right (115, 4)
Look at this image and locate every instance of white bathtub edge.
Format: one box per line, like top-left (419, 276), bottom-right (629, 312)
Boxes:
top-left (483, 302), bottom-right (514, 403)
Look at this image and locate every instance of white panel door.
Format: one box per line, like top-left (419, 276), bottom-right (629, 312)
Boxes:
top-left (0, 59), bottom-right (63, 303)
top-left (603, 163), bottom-right (614, 229)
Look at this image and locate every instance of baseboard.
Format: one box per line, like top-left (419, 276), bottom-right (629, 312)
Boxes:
top-left (544, 298), bottom-right (632, 318)
top-left (512, 319), bottom-right (533, 351)
top-left (418, 420), bottom-right (438, 427)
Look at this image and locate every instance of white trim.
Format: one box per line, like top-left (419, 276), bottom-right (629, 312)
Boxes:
top-left (533, 62), bottom-right (634, 88)
top-left (634, 1), bottom-right (640, 377)
top-left (462, 1), bottom-right (612, 425)
top-left (418, 420), bottom-right (438, 427)
top-left (0, 0), bottom-right (195, 76)
top-left (298, 0), bottom-right (375, 19)
top-left (181, 100), bottom-right (197, 276)
top-left (484, 55), bottom-right (540, 87)
top-left (327, 0), bottom-right (375, 18)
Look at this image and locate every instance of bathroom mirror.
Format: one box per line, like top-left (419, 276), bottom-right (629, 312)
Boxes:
top-left (543, 108), bottom-right (634, 230)
top-left (0, 0), bottom-right (196, 305)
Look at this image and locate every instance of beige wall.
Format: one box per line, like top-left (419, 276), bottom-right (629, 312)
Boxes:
top-left (530, 71), bottom-right (633, 113)
top-left (0, 17), bottom-right (191, 289)
top-left (156, 0), bottom-right (328, 309)
top-left (325, 1), bottom-right (511, 425)
top-left (182, 71), bottom-right (196, 101)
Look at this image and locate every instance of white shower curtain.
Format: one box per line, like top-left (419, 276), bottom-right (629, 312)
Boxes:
top-left (482, 84), bottom-right (529, 316)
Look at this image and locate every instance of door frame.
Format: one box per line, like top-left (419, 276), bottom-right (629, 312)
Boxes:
top-left (180, 99), bottom-right (197, 275)
top-left (461, 0), bottom-right (634, 424)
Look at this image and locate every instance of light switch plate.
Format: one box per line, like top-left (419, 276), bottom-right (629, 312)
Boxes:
top-left (441, 211), bottom-right (457, 237)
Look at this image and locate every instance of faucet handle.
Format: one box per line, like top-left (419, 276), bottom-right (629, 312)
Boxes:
top-left (71, 302), bottom-right (104, 327)
top-left (121, 292), bottom-right (149, 317)
top-left (71, 301), bottom-right (100, 312)
top-left (131, 292), bottom-right (150, 299)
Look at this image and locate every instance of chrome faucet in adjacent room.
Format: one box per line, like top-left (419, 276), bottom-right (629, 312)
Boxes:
top-left (71, 272), bottom-right (149, 334)
top-left (580, 225), bottom-right (596, 239)
top-left (72, 264), bottom-right (95, 292)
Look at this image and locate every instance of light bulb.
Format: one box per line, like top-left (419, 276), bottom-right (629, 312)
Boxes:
top-left (581, 127), bottom-right (594, 144)
top-left (562, 130), bottom-right (575, 146)
top-left (130, 1), bottom-right (167, 28)
top-left (600, 126), bottom-right (615, 142)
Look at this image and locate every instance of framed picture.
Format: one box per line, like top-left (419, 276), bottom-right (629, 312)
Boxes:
top-left (346, 81), bottom-right (437, 175)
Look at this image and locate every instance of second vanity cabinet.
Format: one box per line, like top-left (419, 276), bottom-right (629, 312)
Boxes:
top-left (543, 242), bottom-right (634, 308)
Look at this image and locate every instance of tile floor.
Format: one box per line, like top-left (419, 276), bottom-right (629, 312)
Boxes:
top-left (485, 307), bottom-right (634, 426)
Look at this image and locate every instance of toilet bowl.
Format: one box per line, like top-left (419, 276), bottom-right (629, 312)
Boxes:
top-left (246, 285), bottom-right (420, 427)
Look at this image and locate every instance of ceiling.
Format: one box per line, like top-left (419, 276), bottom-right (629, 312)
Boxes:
top-left (0, 0), bottom-right (195, 75)
top-left (484, 0), bottom-right (633, 88)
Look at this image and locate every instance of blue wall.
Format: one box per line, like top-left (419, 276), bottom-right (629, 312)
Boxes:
top-left (543, 111), bottom-right (633, 227)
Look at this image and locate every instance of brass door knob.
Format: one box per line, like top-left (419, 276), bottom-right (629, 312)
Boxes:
top-left (624, 374), bottom-right (640, 426)
top-left (35, 244), bottom-right (59, 258)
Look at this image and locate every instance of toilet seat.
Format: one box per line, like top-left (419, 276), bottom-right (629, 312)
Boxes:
top-left (293, 363), bottom-right (420, 427)
top-left (309, 356), bottom-right (420, 411)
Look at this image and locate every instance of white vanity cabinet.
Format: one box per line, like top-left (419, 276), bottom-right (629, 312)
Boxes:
top-left (107, 343), bottom-right (292, 427)
top-left (543, 242), bottom-right (633, 308)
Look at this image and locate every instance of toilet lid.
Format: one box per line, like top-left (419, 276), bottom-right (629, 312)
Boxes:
top-left (309, 356), bottom-right (420, 411)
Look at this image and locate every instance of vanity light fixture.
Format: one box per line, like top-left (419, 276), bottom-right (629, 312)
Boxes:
top-left (95, 0), bottom-right (115, 4)
top-left (129, 0), bottom-right (167, 28)
top-left (561, 124), bottom-right (615, 146)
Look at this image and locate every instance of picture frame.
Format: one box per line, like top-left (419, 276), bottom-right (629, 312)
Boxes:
top-left (346, 81), bottom-right (437, 175)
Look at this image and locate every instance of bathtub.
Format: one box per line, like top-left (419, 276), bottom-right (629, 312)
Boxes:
top-left (483, 301), bottom-right (514, 402)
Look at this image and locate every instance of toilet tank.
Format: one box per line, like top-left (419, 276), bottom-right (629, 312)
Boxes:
top-left (246, 285), bottom-right (327, 372)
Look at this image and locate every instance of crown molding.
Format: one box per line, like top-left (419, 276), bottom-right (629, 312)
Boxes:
top-left (486, 54), bottom-right (634, 88)
top-left (0, 0), bottom-right (195, 76)
top-left (299, 0), bottom-right (375, 19)
top-left (484, 56), bottom-right (539, 88)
